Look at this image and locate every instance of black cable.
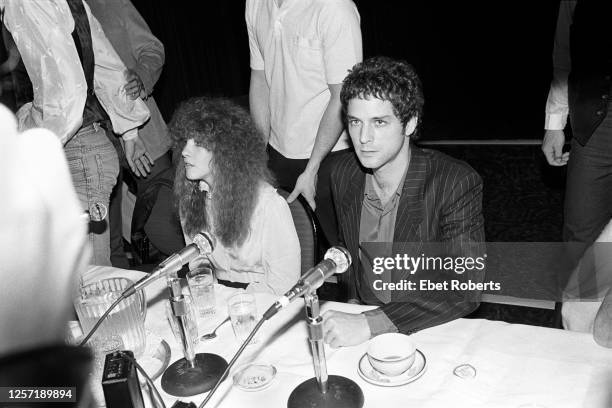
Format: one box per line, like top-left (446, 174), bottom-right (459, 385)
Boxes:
top-left (78, 295), bottom-right (126, 346)
top-left (198, 317), bottom-right (267, 408)
top-left (118, 351), bottom-right (167, 408)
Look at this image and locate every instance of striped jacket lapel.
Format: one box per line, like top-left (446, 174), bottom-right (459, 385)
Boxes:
top-left (394, 147), bottom-right (426, 242)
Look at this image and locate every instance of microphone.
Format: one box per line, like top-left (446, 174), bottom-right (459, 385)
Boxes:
top-left (263, 246), bottom-right (351, 320)
top-left (122, 232), bottom-right (215, 298)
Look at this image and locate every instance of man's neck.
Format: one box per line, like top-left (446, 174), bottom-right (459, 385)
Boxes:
top-left (372, 142), bottom-right (411, 204)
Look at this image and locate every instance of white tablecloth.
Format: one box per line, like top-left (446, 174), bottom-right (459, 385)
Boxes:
top-left (85, 266), bottom-right (612, 408)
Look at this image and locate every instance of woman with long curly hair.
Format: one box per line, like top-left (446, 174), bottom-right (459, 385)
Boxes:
top-left (172, 97), bottom-right (300, 295)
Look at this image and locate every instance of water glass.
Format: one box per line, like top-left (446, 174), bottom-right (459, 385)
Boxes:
top-left (228, 292), bottom-right (258, 344)
top-left (188, 266), bottom-right (216, 317)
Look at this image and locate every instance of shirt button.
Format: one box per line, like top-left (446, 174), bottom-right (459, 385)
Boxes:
top-left (596, 110), bottom-right (604, 116)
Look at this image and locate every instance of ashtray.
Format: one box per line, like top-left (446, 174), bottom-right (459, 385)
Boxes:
top-left (232, 363), bottom-right (277, 391)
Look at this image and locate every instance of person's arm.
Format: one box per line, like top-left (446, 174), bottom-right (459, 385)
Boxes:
top-left (85, 3), bottom-right (149, 137)
top-left (324, 169), bottom-right (485, 347)
top-left (287, 0), bottom-right (362, 209)
top-left (119, 0), bottom-right (165, 99)
top-left (287, 83), bottom-right (344, 209)
top-left (245, 0), bottom-right (270, 141)
top-left (249, 69), bottom-right (271, 141)
top-left (542, 0), bottom-right (576, 166)
top-left (2, 1), bottom-right (89, 142)
top-left (0, 25), bottom-right (21, 76)
top-left (247, 190), bottom-right (301, 295)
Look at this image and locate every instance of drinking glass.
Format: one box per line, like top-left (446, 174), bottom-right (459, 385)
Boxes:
top-left (227, 292), bottom-right (258, 344)
top-left (188, 266), bottom-right (216, 317)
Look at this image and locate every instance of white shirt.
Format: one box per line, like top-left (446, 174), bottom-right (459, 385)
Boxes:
top-left (184, 183), bottom-right (301, 296)
top-left (246, 0), bottom-right (362, 159)
top-left (544, 0), bottom-right (576, 130)
top-left (1, 0), bottom-right (150, 144)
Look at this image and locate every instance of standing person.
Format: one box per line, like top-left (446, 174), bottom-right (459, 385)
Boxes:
top-left (542, 1), bottom-right (612, 248)
top-left (246, 0), bottom-right (362, 247)
top-left (87, 0), bottom-right (173, 268)
top-left (1, 0), bottom-right (150, 266)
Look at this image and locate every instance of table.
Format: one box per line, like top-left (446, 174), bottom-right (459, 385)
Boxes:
top-left (85, 266), bottom-right (612, 408)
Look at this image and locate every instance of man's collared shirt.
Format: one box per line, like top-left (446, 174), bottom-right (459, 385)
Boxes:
top-left (357, 164), bottom-right (410, 337)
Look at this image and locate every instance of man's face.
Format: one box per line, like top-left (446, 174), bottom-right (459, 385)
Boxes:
top-left (346, 97), bottom-right (414, 171)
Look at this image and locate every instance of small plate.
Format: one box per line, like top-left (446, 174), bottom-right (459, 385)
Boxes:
top-left (358, 349), bottom-right (426, 387)
top-left (233, 363), bottom-right (277, 392)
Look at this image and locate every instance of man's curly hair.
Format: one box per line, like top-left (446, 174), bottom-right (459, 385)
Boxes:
top-left (171, 97), bottom-right (272, 248)
top-left (340, 56), bottom-right (425, 139)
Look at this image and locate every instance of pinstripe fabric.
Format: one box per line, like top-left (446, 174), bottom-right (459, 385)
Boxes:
top-left (331, 146), bottom-right (486, 334)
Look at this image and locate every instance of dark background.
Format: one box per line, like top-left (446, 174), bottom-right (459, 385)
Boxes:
top-left (132, 0), bottom-right (561, 141)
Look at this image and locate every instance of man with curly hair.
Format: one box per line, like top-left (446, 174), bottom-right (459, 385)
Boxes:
top-left (322, 57), bottom-right (486, 347)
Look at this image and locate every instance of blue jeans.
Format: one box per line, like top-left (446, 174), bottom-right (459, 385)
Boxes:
top-left (64, 123), bottom-right (119, 266)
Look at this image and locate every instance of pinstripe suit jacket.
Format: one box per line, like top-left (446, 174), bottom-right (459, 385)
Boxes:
top-left (331, 146), bottom-right (486, 334)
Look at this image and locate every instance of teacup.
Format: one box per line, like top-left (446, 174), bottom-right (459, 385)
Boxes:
top-left (367, 333), bottom-right (416, 376)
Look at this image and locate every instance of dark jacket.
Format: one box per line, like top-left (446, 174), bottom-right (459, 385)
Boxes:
top-left (331, 147), bottom-right (485, 334)
top-left (568, 1), bottom-right (612, 145)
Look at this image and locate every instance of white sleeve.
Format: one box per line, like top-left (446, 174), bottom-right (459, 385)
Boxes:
top-left (4, 0), bottom-right (86, 144)
top-left (246, 0), bottom-right (264, 71)
top-left (257, 192), bottom-right (301, 295)
top-left (319, 0), bottom-right (363, 84)
top-left (544, 0), bottom-right (576, 130)
top-left (85, 2), bottom-right (150, 136)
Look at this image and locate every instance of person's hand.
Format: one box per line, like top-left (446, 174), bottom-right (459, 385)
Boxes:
top-left (322, 310), bottom-right (371, 348)
top-left (542, 129), bottom-right (569, 166)
top-left (287, 167), bottom-right (317, 210)
top-left (124, 69), bottom-right (146, 100)
top-left (124, 137), bottom-right (154, 177)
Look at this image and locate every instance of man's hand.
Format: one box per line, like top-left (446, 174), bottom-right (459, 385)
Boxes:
top-left (124, 137), bottom-right (154, 177)
top-left (542, 129), bottom-right (569, 166)
top-left (287, 167), bottom-right (318, 210)
top-left (322, 310), bottom-right (371, 348)
top-left (124, 69), bottom-right (146, 100)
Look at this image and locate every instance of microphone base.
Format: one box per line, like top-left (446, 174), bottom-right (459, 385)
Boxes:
top-left (287, 375), bottom-right (364, 408)
top-left (161, 353), bottom-right (228, 397)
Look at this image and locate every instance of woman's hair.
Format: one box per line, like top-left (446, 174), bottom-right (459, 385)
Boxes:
top-left (171, 97), bottom-right (272, 248)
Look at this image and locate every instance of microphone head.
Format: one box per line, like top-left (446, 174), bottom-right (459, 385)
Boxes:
top-left (324, 246), bottom-right (352, 274)
top-left (192, 232), bottom-right (216, 255)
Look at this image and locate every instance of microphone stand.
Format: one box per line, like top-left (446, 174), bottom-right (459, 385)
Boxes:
top-left (287, 292), bottom-right (364, 408)
top-left (161, 278), bottom-right (228, 397)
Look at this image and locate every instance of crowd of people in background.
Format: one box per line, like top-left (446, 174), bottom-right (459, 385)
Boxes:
top-left (0, 0), bottom-right (611, 402)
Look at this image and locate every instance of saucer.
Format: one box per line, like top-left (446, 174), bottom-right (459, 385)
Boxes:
top-left (358, 349), bottom-right (426, 387)
top-left (232, 363), bottom-right (277, 392)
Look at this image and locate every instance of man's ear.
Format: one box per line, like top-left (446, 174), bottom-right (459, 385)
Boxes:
top-left (404, 116), bottom-right (418, 137)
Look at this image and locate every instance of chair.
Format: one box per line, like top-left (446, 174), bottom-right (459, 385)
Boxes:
top-left (277, 189), bottom-right (318, 275)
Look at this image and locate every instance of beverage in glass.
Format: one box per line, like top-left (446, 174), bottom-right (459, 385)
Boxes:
top-left (188, 267), bottom-right (216, 317)
top-left (228, 292), bottom-right (258, 344)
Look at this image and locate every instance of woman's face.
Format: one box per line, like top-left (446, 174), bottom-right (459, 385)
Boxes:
top-left (182, 139), bottom-right (214, 184)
